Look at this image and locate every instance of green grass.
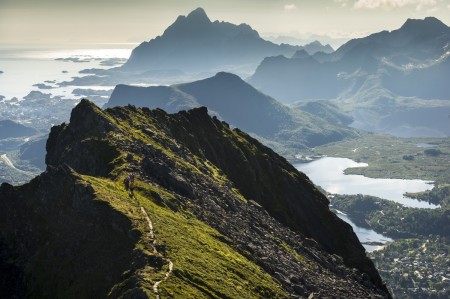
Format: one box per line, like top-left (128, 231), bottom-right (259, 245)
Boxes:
top-left (281, 242), bottom-right (304, 263)
top-left (134, 182), bottom-right (288, 299)
top-left (79, 173), bottom-right (288, 298)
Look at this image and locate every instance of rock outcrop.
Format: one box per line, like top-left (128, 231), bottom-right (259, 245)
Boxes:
top-left (0, 99), bottom-right (390, 298)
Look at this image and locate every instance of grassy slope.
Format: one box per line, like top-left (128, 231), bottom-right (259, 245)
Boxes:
top-left (83, 174), bottom-right (288, 298)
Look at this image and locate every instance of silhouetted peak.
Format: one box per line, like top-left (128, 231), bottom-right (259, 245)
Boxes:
top-left (162, 7), bottom-right (212, 38)
top-left (213, 71), bottom-right (242, 81)
top-left (292, 49), bottom-right (310, 59)
top-left (186, 7), bottom-right (210, 23)
top-left (400, 17), bottom-right (448, 33)
top-left (307, 41), bottom-right (322, 46)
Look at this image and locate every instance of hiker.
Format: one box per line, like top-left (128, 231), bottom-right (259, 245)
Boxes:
top-left (123, 176), bottom-right (130, 190)
top-left (129, 173), bottom-right (135, 191)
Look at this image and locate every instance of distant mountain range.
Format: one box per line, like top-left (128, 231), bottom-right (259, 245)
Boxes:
top-left (121, 8), bottom-right (333, 74)
top-left (249, 17), bottom-right (450, 137)
top-left (250, 17), bottom-right (450, 102)
top-left (105, 72), bottom-right (358, 153)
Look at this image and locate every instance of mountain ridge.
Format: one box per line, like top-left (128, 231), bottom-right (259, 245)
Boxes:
top-left (0, 99), bottom-right (390, 298)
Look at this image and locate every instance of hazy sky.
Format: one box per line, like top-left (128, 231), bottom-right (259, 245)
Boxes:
top-left (1, 0), bottom-right (450, 48)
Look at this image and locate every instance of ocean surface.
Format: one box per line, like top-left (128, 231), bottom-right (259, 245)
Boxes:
top-left (0, 47), bottom-right (131, 101)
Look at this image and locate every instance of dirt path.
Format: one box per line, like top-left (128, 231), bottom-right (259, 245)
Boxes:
top-left (140, 206), bottom-right (174, 299)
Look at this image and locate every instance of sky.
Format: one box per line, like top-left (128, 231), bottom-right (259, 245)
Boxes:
top-left (1, 0), bottom-right (450, 49)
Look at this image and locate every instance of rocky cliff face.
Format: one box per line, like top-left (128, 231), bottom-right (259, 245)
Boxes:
top-left (0, 99), bottom-right (390, 298)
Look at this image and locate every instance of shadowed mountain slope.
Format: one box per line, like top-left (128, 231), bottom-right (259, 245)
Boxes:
top-left (105, 72), bottom-right (359, 152)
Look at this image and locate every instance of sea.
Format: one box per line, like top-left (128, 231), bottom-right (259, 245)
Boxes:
top-left (0, 47), bottom-right (132, 101)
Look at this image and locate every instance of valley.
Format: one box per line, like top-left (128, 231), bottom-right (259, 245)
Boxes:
top-left (302, 136), bottom-right (450, 298)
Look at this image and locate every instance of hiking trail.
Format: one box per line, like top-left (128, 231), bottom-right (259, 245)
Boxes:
top-left (139, 205), bottom-right (174, 299)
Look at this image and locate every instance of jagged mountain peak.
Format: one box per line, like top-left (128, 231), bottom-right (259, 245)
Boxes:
top-left (162, 8), bottom-right (213, 38)
top-left (170, 7), bottom-right (211, 27)
top-left (186, 7), bottom-right (210, 22)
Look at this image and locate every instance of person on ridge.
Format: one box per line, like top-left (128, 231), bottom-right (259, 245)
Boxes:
top-left (129, 172), bottom-right (135, 191)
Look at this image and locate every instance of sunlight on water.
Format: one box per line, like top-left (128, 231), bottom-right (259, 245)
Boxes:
top-left (0, 48), bottom-right (129, 100)
top-left (35, 48), bottom-right (132, 59)
top-left (1, 48), bottom-right (132, 60)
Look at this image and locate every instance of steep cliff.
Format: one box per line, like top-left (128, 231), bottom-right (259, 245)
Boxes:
top-left (0, 100), bottom-right (390, 298)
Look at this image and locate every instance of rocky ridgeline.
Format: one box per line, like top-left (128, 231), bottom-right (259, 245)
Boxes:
top-left (0, 99), bottom-right (390, 298)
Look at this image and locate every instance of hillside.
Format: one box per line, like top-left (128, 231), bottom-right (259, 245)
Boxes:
top-left (0, 100), bottom-right (390, 298)
top-left (105, 72), bottom-right (358, 153)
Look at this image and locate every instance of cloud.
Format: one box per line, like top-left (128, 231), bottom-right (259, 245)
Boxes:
top-left (354, 0), bottom-right (410, 9)
top-left (284, 4), bottom-right (297, 11)
top-left (353, 0), bottom-right (439, 10)
top-left (334, 0), bottom-right (350, 7)
top-left (415, 0), bottom-right (438, 11)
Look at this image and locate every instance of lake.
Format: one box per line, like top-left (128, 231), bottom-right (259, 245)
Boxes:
top-left (295, 156), bottom-right (437, 251)
top-left (295, 157), bottom-right (437, 209)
